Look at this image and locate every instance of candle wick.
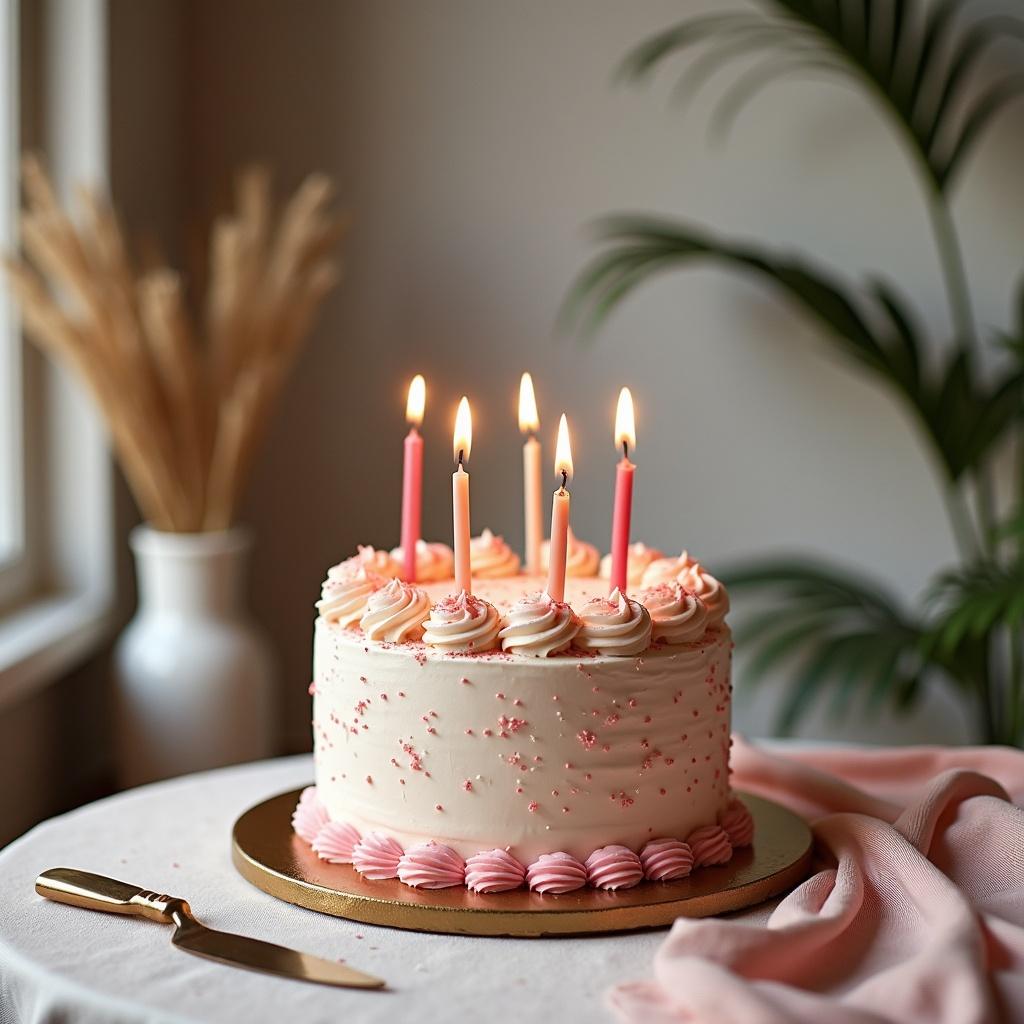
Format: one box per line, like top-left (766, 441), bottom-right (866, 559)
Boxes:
top-left (622, 440), bottom-right (629, 460)
top-left (458, 449), bottom-right (465, 468)
top-left (561, 469), bottom-right (568, 491)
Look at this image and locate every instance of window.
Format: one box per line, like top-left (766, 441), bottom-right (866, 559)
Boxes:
top-left (0, 0), bottom-right (25, 606)
top-left (0, 0), bottom-right (114, 705)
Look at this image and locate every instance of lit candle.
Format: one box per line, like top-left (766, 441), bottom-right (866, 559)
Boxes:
top-left (400, 374), bottom-right (426, 582)
top-left (519, 372), bottom-right (543, 575)
top-left (452, 396), bottom-right (473, 595)
top-left (546, 414), bottom-right (574, 603)
top-left (609, 387), bottom-right (636, 595)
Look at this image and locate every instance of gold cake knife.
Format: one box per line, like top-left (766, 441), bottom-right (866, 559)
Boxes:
top-left (36, 867), bottom-right (385, 990)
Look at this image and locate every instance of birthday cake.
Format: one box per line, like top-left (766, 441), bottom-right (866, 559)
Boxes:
top-left (293, 537), bottom-right (752, 894)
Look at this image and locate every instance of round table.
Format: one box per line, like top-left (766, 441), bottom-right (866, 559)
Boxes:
top-left (0, 755), bottom-right (776, 1023)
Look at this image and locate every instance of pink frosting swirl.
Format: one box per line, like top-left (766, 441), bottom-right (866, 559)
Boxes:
top-left (540, 527), bottom-right (600, 578)
top-left (640, 838), bottom-right (694, 881)
top-left (639, 583), bottom-right (709, 645)
top-left (316, 567), bottom-right (386, 627)
top-left (719, 798), bottom-right (755, 848)
top-left (585, 845), bottom-right (644, 891)
top-left (687, 824), bottom-right (733, 867)
top-left (397, 842), bottom-right (466, 889)
top-left (389, 540), bottom-right (454, 582)
top-left (291, 787), bottom-right (329, 844)
top-left (470, 529), bottom-right (521, 578)
top-left (351, 832), bottom-right (404, 879)
top-left (574, 589), bottom-right (653, 657)
top-left (329, 544), bottom-right (401, 580)
top-left (359, 578), bottom-right (431, 643)
top-left (599, 542), bottom-right (665, 588)
top-left (465, 849), bottom-right (527, 893)
top-left (499, 592), bottom-right (580, 657)
top-left (311, 820), bottom-right (362, 864)
top-left (526, 852), bottom-right (588, 894)
top-left (422, 591), bottom-right (502, 653)
top-left (677, 563), bottom-right (730, 625)
top-left (640, 549), bottom-right (700, 588)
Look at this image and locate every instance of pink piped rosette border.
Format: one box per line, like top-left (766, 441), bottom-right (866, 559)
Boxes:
top-left (292, 787), bottom-right (754, 893)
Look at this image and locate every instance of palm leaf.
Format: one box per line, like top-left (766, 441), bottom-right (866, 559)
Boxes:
top-left (618, 0), bottom-right (1024, 192)
top-left (567, 215), bottom-right (1023, 482)
top-left (723, 557), bottom-right (926, 733)
top-left (925, 557), bottom-right (1024, 658)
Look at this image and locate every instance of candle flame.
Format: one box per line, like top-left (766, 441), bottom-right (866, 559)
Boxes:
top-left (406, 374), bottom-right (426, 426)
top-left (554, 413), bottom-right (573, 482)
top-left (615, 387), bottom-right (636, 452)
top-left (518, 372), bottom-right (539, 433)
top-left (453, 396), bottom-right (473, 463)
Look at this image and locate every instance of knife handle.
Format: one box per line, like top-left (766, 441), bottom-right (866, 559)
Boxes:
top-left (36, 868), bottom-right (191, 924)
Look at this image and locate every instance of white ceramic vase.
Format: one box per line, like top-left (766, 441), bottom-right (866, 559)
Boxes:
top-left (113, 526), bottom-right (275, 787)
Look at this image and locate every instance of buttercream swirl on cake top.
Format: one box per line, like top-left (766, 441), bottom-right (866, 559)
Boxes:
top-left (498, 592), bottom-right (580, 657)
top-left (540, 527), bottom-right (600, 577)
top-left (329, 544), bottom-right (401, 580)
top-left (469, 529), bottom-right (521, 578)
top-left (359, 578), bottom-right (431, 643)
top-left (574, 588), bottom-right (653, 657)
top-left (316, 567), bottom-right (386, 628)
top-left (389, 540), bottom-right (454, 582)
top-left (599, 542), bottom-right (665, 589)
top-left (641, 549), bottom-right (700, 588)
top-left (422, 591), bottom-right (502, 653)
top-left (677, 562), bottom-right (730, 625)
top-left (639, 583), bottom-right (709, 645)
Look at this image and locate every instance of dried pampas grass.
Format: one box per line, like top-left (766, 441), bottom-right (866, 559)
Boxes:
top-left (4, 155), bottom-right (345, 531)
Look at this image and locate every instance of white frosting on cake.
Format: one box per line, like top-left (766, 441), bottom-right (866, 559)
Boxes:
top-left (311, 574), bottom-right (732, 862)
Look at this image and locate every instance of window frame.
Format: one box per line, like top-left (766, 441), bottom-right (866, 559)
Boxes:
top-left (0, 0), bottom-right (115, 709)
top-left (0, 0), bottom-right (28, 608)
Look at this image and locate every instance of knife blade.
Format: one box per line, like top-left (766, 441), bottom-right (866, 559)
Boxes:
top-left (36, 867), bottom-right (385, 990)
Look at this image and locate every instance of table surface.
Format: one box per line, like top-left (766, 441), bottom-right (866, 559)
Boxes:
top-left (0, 755), bottom-right (779, 1024)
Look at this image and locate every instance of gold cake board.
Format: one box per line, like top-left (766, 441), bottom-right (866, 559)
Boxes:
top-left (232, 788), bottom-right (812, 937)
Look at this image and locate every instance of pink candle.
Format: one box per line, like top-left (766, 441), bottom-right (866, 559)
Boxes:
top-left (519, 372), bottom-right (543, 574)
top-left (400, 374), bottom-right (425, 581)
top-left (609, 387), bottom-right (636, 595)
top-left (545, 414), bottom-right (573, 603)
top-left (452, 397), bottom-right (473, 595)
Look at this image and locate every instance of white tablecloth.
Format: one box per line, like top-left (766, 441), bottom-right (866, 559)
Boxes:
top-left (0, 755), bottom-right (740, 1024)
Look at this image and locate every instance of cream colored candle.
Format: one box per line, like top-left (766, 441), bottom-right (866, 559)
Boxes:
top-left (519, 372), bottom-right (543, 575)
top-left (545, 414), bottom-right (574, 603)
top-left (452, 396), bottom-right (473, 595)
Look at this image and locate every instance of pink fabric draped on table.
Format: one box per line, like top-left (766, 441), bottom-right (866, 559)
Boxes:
top-left (610, 737), bottom-right (1024, 1024)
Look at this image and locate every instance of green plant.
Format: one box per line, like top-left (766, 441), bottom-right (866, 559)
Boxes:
top-left (566, 0), bottom-right (1024, 744)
